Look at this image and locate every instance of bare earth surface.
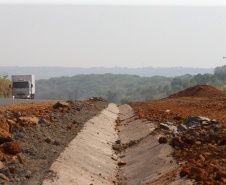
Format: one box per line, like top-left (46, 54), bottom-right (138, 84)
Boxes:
top-left (0, 85), bottom-right (224, 185)
top-left (0, 99), bottom-right (108, 185)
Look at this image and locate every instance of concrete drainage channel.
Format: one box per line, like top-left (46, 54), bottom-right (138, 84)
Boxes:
top-left (42, 103), bottom-right (119, 185)
top-left (42, 103), bottom-right (194, 185)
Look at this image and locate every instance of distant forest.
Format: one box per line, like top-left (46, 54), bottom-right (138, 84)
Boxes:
top-left (0, 66), bottom-right (213, 79)
top-left (0, 65), bottom-right (225, 102)
top-left (35, 65), bottom-right (226, 104)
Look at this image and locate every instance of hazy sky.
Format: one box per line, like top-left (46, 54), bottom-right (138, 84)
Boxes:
top-left (0, 0), bottom-right (226, 68)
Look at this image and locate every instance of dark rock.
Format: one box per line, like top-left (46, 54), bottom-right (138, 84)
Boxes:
top-left (115, 140), bottom-right (121, 144)
top-left (171, 137), bottom-right (184, 148)
top-left (180, 167), bottom-right (190, 177)
top-left (118, 161), bottom-right (126, 166)
top-left (215, 171), bottom-right (226, 181)
top-left (38, 117), bottom-right (47, 124)
top-left (45, 138), bottom-right (52, 144)
top-left (181, 136), bottom-right (195, 145)
top-left (9, 167), bottom-right (19, 174)
top-left (210, 119), bottom-right (219, 124)
top-left (160, 123), bottom-right (170, 130)
top-left (201, 121), bottom-right (210, 126)
top-left (14, 112), bottom-right (21, 118)
top-left (158, 136), bottom-right (167, 144)
top-left (186, 122), bottom-right (200, 128)
top-left (219, 139), bottom-right (226, 146)
top-left (112, 144), bottom-right (122, 150)
top-left (128, 140), bottom-right (137, 146)
top-left (177, 124), bottom-right (187, 132)
top-left (24, 170), bottom-right (32, 179)
top-left (184, 116), bottom-right (210, 125)
top-left (53, 141), bottom-right (60, 146)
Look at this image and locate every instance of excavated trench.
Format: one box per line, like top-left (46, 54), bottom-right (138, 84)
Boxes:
top-left (42, 103), bottom-right (193, 185)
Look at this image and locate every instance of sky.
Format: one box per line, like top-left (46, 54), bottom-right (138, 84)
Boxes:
top-left (0, 0), bottom-right (226, 68)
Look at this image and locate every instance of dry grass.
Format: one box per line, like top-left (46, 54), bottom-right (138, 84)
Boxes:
top-left (220, 85), bottom-right (226, 93)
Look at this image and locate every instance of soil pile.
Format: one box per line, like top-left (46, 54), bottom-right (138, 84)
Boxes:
top-left (169, 85), bottom-right (223, 98)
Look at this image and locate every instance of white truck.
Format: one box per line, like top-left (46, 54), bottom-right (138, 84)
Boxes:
top-left (11, 75), bottom-right (35, 99)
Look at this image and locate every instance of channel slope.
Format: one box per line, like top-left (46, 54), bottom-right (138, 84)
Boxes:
top-left (42, 103), bottom-right (119, 185)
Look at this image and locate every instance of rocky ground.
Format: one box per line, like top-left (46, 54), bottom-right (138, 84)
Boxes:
top-left (0, 98), bottom-right (108, 185)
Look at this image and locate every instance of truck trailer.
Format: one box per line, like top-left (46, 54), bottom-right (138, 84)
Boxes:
top-left (11, 75), bottom-right (35, 99)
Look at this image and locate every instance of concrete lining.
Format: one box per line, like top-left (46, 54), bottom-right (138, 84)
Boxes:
top-left (42, 103), bottom-right (119, 185)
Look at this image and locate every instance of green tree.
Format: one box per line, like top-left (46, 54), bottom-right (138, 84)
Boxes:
top-left (140, 86), bottom-right (157, 101)
top-left (214, 65), bottom-right (226, 74)
top-left (171, 77), bottom-right (183, 87)
top-left (68, 89), bottom-right (78, 100)
top-left (166, 88), bottom-right (173, 96)
top-left (106, 90), bottom-right (118, 103)
top-left (172, 85), bottom-right (183, 93)
top-left (120, 96), bottom-right (130, 104)
top-left (157, 85), bottom-right (163, 93)
top-left (163, 84), bottom-right (170, 91)
top-left (200, 73), bottom-right (212, 84)
top-left (182, 79), bottom-right (190, 89)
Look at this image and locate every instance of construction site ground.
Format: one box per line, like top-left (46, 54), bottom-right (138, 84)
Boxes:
top-left (0, 85), bottom-right (225, 185)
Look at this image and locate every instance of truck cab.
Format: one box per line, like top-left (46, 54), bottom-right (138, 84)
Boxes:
top-left (12, 75), bottom-right (35, 99)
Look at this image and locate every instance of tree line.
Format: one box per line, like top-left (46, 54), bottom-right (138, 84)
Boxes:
top-left (35, 65), bottom-right (226, 104)
top-left (1, 65), bottom-right (225, 103)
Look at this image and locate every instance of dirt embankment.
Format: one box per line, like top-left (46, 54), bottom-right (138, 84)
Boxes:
top-left (0, 99), bottom-right (108, 185)
top-left (129, 85), bottom-right (226, 185)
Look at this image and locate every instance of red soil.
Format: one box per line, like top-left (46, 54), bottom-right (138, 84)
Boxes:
top-left (129, 85), bottom-right (226, 185)
top-left (169, 85), bottom-right (223, 98)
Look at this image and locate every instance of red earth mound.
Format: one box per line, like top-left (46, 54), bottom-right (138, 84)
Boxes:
top-left (170, 85), bottom-right (223, 98)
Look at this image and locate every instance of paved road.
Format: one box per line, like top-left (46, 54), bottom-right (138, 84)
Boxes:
top-left (0, 98), bottom-right (57, 105)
